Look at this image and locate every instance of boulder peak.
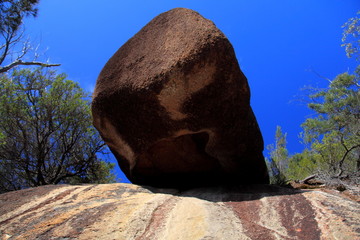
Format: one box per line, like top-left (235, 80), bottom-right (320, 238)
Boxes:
top-left (93, 8), bottom-right (226, 96)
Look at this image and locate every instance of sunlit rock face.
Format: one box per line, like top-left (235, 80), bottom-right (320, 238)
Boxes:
top-left (1, 184), bottom-right (359, 239)
top-left (91, 8), bottom-right (269, 187)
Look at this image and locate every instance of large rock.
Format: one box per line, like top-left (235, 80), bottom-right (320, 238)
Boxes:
top-left (0, 184), bottom-right (359, 239)
top-left (92, 8), bottom-right (269, 187)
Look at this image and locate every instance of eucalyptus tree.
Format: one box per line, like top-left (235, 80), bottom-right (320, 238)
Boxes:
top-left (0, 68), bottom-right (116, 192)
top-left (301, 72), bottom-right (360, 178)
top-left (0, 0), bottom-right (59, 73)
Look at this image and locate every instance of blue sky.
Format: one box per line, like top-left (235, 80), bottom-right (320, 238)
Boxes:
top-left (25, 1), bottom-right (359, 182)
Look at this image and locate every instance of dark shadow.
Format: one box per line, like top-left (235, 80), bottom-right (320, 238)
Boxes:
top-left (132, 131), bottom-right (224, 188)
top-left (140, 183), bottom-right (307, 202)
top-left (131, 131), bottom-right (269, 189)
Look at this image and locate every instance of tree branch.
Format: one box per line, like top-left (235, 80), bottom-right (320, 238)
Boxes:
top-left (300, 174), bottom-right (318, 184)
top-left (0, 60), bottom-right (60, 73)
top-left (337, 143), bottom-right (360, 177)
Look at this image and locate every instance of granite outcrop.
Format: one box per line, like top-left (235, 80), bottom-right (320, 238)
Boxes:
top-left (0, 183), bottom-right (359, 239)
top-left (92, 8), bottom-right (268, 187)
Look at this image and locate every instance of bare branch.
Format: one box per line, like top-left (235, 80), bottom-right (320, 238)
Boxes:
top-left (308, 67), bottom-right (333, 83)
top-left (16, 37), bottom-right (31, 60)
top-left (0, 34), bottom-right (12, 65)
top-left (0, 60), bottom-right (60, 73)
top-left (0, 24), bottom-right (55, 73)
top-left (336, 143), bottom-right (360, 177)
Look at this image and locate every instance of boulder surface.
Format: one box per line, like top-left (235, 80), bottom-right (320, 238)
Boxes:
top-left (92, 8), bottom-right (269, 187)
top-left (1, 184), bottom-right (359, 239)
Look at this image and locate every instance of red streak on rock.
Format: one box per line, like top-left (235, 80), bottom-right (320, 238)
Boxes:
top-left (137, 196), bottom-right (179, 240)
top-left (277, 194), bottom-right (321, 239)
top-left (225, 200), bottom-right (276, 240)
top-left (0, 187), bottom-right (78, 226)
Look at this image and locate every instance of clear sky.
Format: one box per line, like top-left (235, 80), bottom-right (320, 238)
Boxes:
top-left (25, 1), bottom-right (359, 182)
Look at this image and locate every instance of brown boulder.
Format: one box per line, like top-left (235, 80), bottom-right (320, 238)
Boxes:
top-left (92, 8), bottom-right (269, 187)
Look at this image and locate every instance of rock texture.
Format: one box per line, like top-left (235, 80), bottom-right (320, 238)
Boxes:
top-left (92, 8), bottom-right (269, 187)
top-left (1, 184), bottom-right (359, 239)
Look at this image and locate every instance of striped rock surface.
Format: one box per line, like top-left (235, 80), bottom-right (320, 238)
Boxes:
top-left (0, 183), bottom-right (359, 240)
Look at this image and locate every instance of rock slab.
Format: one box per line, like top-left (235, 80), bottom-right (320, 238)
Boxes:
top-left (1, 184), bottom-right (359, 239)
top-left (92, 8), bottom-right (269, 187)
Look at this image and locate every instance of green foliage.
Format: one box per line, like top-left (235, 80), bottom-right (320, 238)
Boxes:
top-left (0, 68), bottom-right (116, 193)
top-left (0, 131), bottom-right (5, 145)
top-left (67, 161), bottom-right (117, 185)
top-left (266, 11), bottom-right (360, 185)
top-left (286, 150), bottom-right (318, 180)
top-left (269, 72), bottom-right (360, 183)
top-left (270, 72), bottom-right (360, 184)
top-left (266, 126), bottom-right (289, 185)
top-left (301, 72), bottom-right (360, 177)
top-left (342, 11), bottom-right (360, 60)
top-left (0, 0), bottom-right (39, 33)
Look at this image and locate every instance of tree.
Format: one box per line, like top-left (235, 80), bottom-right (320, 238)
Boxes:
top-left (342, 10), bottom-right (360, 60)
top-left (0, 68), bottom-right (116, 193)
top-left (0, 0), bottom-right (59, 73)
top-left (301, 72), bottom-right (360, 179)
top-left (265, 11), bottom-right (360, 185)
top-left (67, 161), bottom-right (117, 185)
top-left (0, 0), bottom-right (39, 33)
top-left (286, 149), bottom-right (318, 181)
top-left (266, 126), bottom-right (289, 184)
